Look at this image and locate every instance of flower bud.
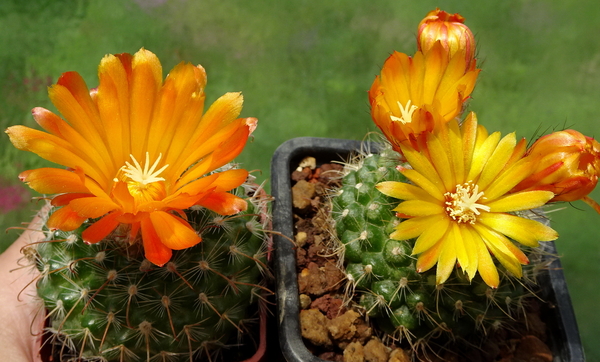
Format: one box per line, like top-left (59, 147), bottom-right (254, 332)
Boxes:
top-left (417, 8), bottom-right (476, 69)
top-left (514, 130), bottom-right (600, 212)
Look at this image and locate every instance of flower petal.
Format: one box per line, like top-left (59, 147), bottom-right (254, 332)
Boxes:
top-left (390, 215), bottom-right (438, 240)
top-left (459, 225), bottom-right (479, 280)
top-left (473, 223), bottom-right (525, 277)
top-left (398, 168), bottom-right (445, 202)
top-left (174, 119), bottom-right (251, 187)
top-left (426, 130), bottom-right (456, 190)
top-left (97, 53), bottom-right (131, 167)
top-left (476, 238), bottom-right (499, 288)
top-left (486, 191), bottom-right (554, 213)
top-left (82, 212), bottom-right (122, 244)
top-left (19, 168), bottom-right (89, 194)
top-left (141, 217), bottom-right (173, 267)
top-left (416, 238), bottom-right (444, 273)
top-left (48, 72), bottom-right (111, 168)
top-left (175, 169), bottom-right (248, 200)
top-left (195, 192), bottom-right (248, 215)
top-left (477, 132), bottom-right (516, 190)
top-left (467, 130), bottom-right (500, 182)
top-left (51, 193), bottom-right (95, 207)
top-left (376, 181), bottom-right (438, 203)
top-left (412, 215), bottom-right (450, 254)
top-left (478, 212), bottom-right (558, 247)
top-left (148, 211), bottom-right (201, 250)
top-left (47, 205), bottom-right (88, 231)
top-left (130, 49), bottom-right (162, 157)
top-left (6, 125), bottom-right (107, 186)
top-left (451, 223), bottom-right (470, 276)
top-left (436, 232), bottom-right (457, 285)
top-left (400, 144), bottom-right (446, 197)
top-left (69, 196), bottom-right (119, 218)
top-left (393, 199), bottom-right (444, 217)
top-left (484, 158), bottom-right (535, 201)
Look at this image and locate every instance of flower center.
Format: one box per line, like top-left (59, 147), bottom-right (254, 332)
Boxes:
top-left (444, 181), bottom-right (490, 224)
top-left (390, 100), bottom-right (418, 124)
top-left (114, 152), bottom-right (169, 202)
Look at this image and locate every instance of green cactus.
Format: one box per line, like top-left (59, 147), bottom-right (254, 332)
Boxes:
top-left (32, 182), bottom-right (271, 362)
top-left (332, 145), bottom-right (541, 347)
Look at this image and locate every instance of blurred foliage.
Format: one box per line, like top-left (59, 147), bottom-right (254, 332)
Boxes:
top-left (1, 0), bottom-right (599, 358)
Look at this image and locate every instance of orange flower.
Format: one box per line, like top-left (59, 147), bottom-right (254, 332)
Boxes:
top-left (513, 129), bottom-right (600, 213)
top-left (417, 8), bottom-right (476, 70)
top-left (6, 48), bottom-right (257, 266)
top-left (368, 42), bottom-right (480, 153)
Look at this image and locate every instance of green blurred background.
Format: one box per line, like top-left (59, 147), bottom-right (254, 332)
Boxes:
top-left (1, 0), bottom-right (598, 358)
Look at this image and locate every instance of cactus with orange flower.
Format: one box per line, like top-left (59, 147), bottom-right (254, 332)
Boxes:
top-left (6, 49), bottom-right (272, 361)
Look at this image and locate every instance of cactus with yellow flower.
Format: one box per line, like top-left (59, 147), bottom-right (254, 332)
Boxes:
top-left (6, 49), bottom-right (272, 361)
top-left (331, 8), bottom-right (600, 349)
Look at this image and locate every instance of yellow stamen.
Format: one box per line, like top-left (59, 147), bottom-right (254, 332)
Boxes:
top-left (390, 100), bottom-right (418, 124)
top-left (444, 181), bottom-right (490, 224)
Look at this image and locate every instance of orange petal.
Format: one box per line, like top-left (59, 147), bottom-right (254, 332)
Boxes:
top-left (32, 107), bottom-right (114, 180)
top-left (110, 181), bottom-right (136, 214)
top-left (416, 238), bottom-right (443, 273)
top-left (148, 62), bottom-right (206, 161)
top-left (130, 48), bottom-right (162, 158)
top-left (190, 92), bottom-right (243, 146)
top-left (6, 125), bottom-right (108, 186)
top-left (69, 196), bottom-right (119, 218)
top-left (176, 169), bottom-right (248, 198)
top-left (162, 66), bottom-right (208, 168)
top-left (47, 205), bottom-right (88, 231)
top-left (97, 53), bottom-right (131, 168)
top-left (140, 217), bottom-right (172, 266)
top-left (19, 168), bottom-right (90, 194)
top-left (174, 119), bottom-right (251, 187)
top-left (148, 211), bottom-right (201, 250)
top-left (51, 193), bottom-right (95, 207)
top-left (49, 73), bottom-right (112, 171)
top-left (195, 192), bottom-right (248, 215)
top-left (82, 212), bottom-right (122, 244)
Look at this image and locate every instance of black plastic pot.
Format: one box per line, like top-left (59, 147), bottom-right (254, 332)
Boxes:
top-left (271, 137), bottom-right (585, 362)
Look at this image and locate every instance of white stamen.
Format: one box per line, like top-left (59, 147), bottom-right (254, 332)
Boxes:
top-left (445, 182), bottom-right (490, 224)
top-left (120, 152), bottom-right (169, 185)
top-left (390, 100), bottom-right (418, 124)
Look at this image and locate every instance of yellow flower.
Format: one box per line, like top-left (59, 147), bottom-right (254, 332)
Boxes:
top-left (368, 42), bottom-right (480, 154)
top-left (417, 8), bottom-right (476, 70)
top-left (6, 49), bottom-right (257, 266)
top-left (376, 113), bottom-right (558, 287)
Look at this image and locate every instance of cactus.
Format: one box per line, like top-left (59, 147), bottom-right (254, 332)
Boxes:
top-left (5, 48), bottom-right (272, 361)
top-left (331, 145), bottom-right (542, 348)
top-left (32, 182), bottom-right (271, 362)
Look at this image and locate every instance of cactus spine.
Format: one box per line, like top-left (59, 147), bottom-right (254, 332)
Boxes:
top-left (32, 182), bottom-right (271, 362)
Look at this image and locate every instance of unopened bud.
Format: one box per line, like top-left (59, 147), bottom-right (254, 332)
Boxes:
top-left (417, 8), bottom-right (476, 69)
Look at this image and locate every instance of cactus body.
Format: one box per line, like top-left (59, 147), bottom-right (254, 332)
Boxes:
top-left (332, 148), bottom-right (535, 344)
top-left (35, 186), bottom-right (270, 362)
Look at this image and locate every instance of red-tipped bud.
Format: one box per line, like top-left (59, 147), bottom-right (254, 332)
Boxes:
top-left (514, 130), bottom-right (600, 212)
top-left (417, 8), bottom-right (476, 69)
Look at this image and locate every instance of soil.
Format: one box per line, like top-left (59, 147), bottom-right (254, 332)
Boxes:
top-left (290, 159), bottom-right (554, 362)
